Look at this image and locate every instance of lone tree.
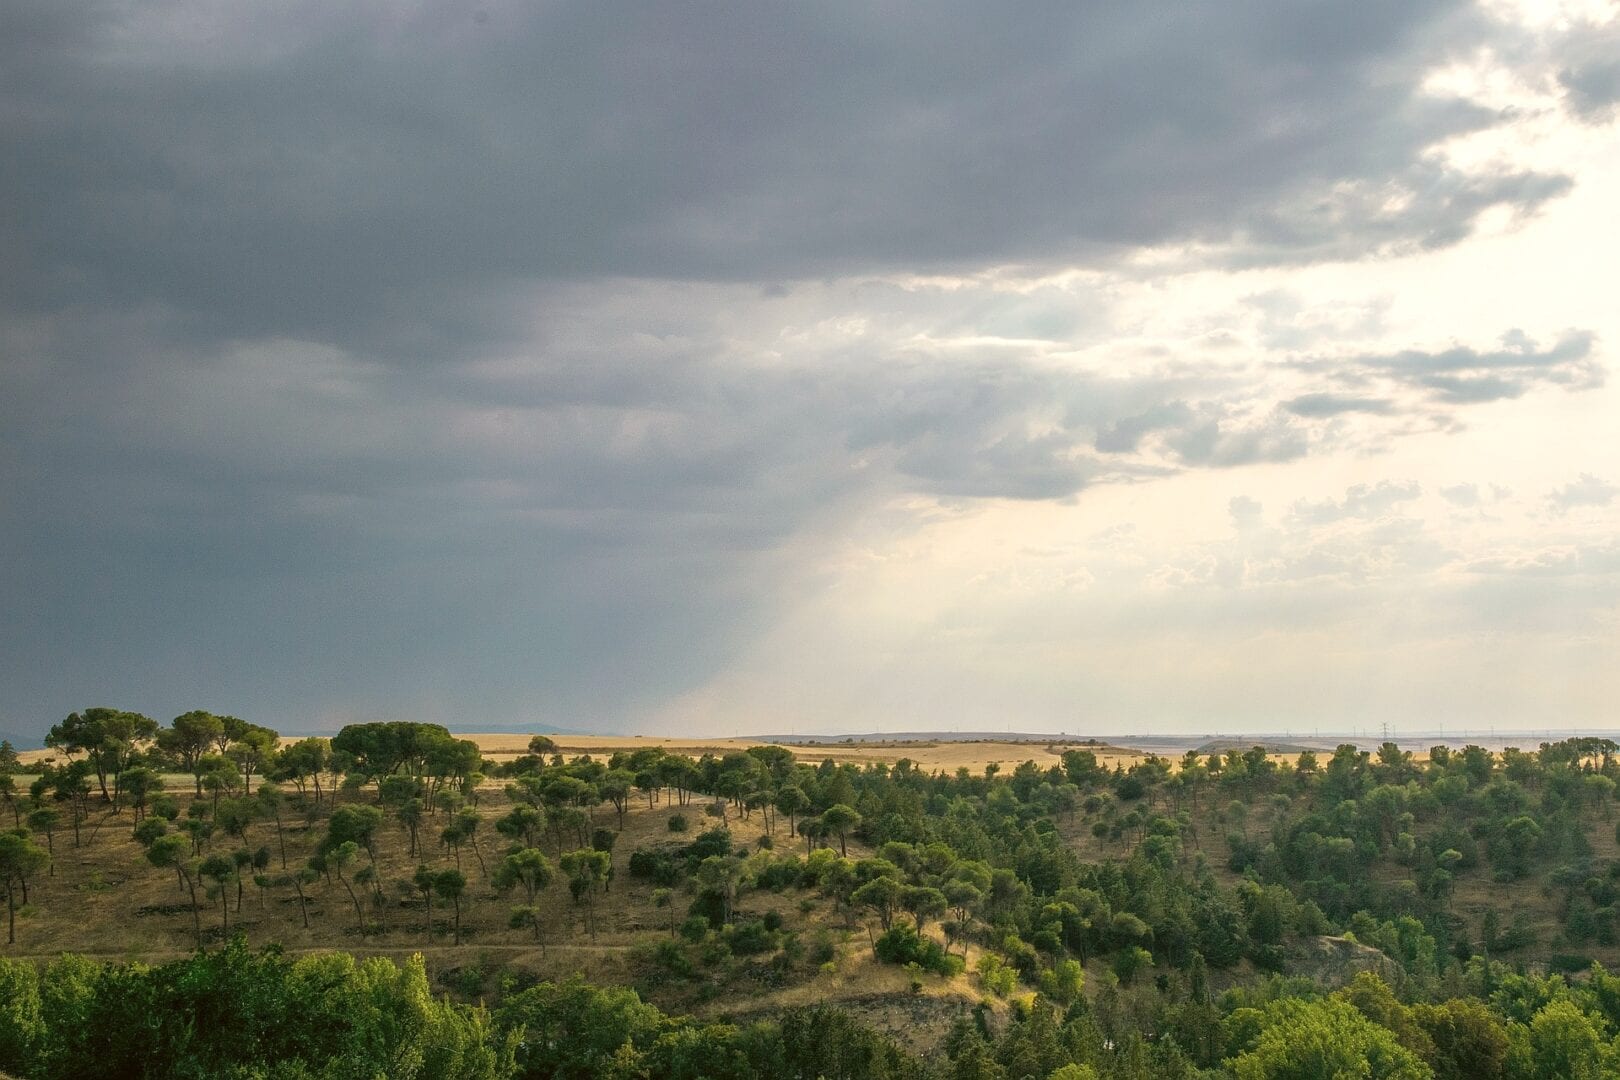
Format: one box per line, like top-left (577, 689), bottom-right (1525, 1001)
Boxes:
top-left (413, 865), bottom-right (438, 941)
top-left (0, 830), bottom-right (50, 944)
top-left (774, 786), bottom-right (807, 838)
top-left (328, 841), bottom-right (367, 933)
top-left (560, 848), bottom-right (611, 941)
top-left (493, 848), bottom-right (554, 949)
top-left (146, 833), bottom-right (203, 948)
top-left (820, 804), bottom-right (861, 857)
top-left (199, 853), bottom-right (237, 936)
top-left (434, 869), bottom-right (468, 945)
top-left (26, 807), bottom-right (60, 870)
top-left (0, 771), bottom-right (19, 827)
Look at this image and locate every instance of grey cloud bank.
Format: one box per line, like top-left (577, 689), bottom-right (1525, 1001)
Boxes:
top-left (1, 1), bottom-right (1615, 741)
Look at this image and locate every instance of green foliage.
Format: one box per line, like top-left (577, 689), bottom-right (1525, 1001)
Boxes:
top-left (1, 943), bottom-right (515, 1080)
top-left (1226, 997), bottom-right (1433, 1079)
top-left (872, 923), bottom-right (962, 976)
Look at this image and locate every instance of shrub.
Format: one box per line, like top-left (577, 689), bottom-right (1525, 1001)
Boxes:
top-left (726, 919), bottom-right (776, 956)
top-left (684, 828), bottom-right (733, 865)
top-left (653, 939), bottom-right (692, 977)
top-left (678, 915), bottom-right (710, 943)
top-left (874, 924), bottom-right (961, 976)
top-left (762, 910), bottom-right (784, 932)
top-left (808, 933), bottom-right (837, 967)
top-left (668, 814), bottom-right (689, 833)
top-left (627, 848), bottom-right (681, 886)
top-left (976, 953), bottom-right (1017, 997)
top-left (755, 856), bottom-right (801, 892)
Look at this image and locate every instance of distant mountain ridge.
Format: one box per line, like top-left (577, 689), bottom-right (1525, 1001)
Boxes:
top-left (0, 730), bottom-right (34, 751)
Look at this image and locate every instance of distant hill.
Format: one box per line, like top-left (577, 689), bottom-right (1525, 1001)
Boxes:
top-left (757, 731), bottom-right (1107, 745)
top-left (0, 729), bottom-right (35, 751)
top-left (1194, 736), bottom-right (1322, 755)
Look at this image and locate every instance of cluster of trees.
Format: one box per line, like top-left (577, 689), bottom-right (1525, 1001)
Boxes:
top-left (7, 942), bottom-right (1620, 1079)
top-left (15, 713), bottom-right (1620, 1077)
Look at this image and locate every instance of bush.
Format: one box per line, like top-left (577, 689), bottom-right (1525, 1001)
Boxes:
top-left (725, 919), bottom-right (777, 956)
top-left (873, 924), bottom-right (961, 976)
top-left (627, 847), bottom-right (681, 886)
top-left (762, 910), bottom-right (784, 932)
top-left (808, 933), bottom-right (837, 967)
top-left (1550, 953), bottom-right (1594, 974)
top-left (755, 856), bottom-right (802, 892)
top-left (668, 814), bottom-right (689, 833)
top-left (678, 916), bottom-right (710, 943)
top-left (684, 828), bottom-right (734, 864)
top-left (652, 939), bottom-right (692, 977)
top-left (976, 953), bottom-right (1017, 997)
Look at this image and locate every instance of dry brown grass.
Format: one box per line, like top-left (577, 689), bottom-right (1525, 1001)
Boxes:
top-left (466, 732), bottom-right (1156, 777)
top-left (0, 772), bottom-right (994, 1037)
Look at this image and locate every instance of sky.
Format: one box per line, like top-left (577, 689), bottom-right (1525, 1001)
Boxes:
top-left (3, 1), bottom-right (1619, 744)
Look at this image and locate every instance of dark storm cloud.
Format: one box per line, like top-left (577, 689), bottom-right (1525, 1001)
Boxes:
top-left (0, 1), bottom-right (1597, 737)
top-left (2, 0), bottom-right (1568, 353)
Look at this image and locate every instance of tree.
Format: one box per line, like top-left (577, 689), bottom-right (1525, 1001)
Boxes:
top-left (527, 735), bottom-right (558, 757)
top-left (652, 887), bottom-right (678, 937)
top-left (121, 766), bottom-right (161, 828)
top-left (559, 849), bottom-right (611, 941)
top-left (1228, 997), bottom-right (1431, 1079)
top-left (600, 769), bottom-right (634, 829)
top-left (495, 804), bottom-right (544, 850)
top-left (46, 707), bottom-right (158, 804)
top-left (329, 841), bottom-right (367, 933)
top-left (774, 786), bottom-right (807, 837)
top-left (199, 853), bottom-right (237, 936)
top-left (413, 865), bottom-right (438, 941)
top-left (271, 738), bottom-right (333, 806)
top-left (1509, 999), bottom-right (1614, 1080)
top-left (820, 804), bottom-right (861, 856)
top-left (454, 808), bottom-right (488, 878)
top-left (902, 885), bottom-right (948, 933)
top-left (226, 725), bottom-right (279, 795)
top-left (0, 772), bottom-right (18, 827)
top-left (398, 797), bottom-right (425, 858)
top-left (0, 831), bottom-right (50, 944)
top-left (214, 797), bottom-right (258, 849)
top-left (852, 875), bottom-right (905, 932)
top-left (133, 817), bottom-right (168, 848)
top-left (494, 848), bottom-right (554, 948)
top-left (161, 711), bottom-right (227, 796)
top-left (434, 869), bottom-right (468, 945)
top-left (324, 804), bottom-right (384, 863)
top-left (145, 833), bottom-right (202, 948)
top-left (256, 783), bottom-right (288, 868)
top-left (26, 807), bottom-right (60, 869)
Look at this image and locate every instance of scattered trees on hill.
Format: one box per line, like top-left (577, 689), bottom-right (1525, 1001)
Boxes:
top-left (0, 830), bottom-right (49, 944)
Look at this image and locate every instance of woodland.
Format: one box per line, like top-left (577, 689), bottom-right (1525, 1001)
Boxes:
top-left (6, 713), bottom-right (1620, 1077)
